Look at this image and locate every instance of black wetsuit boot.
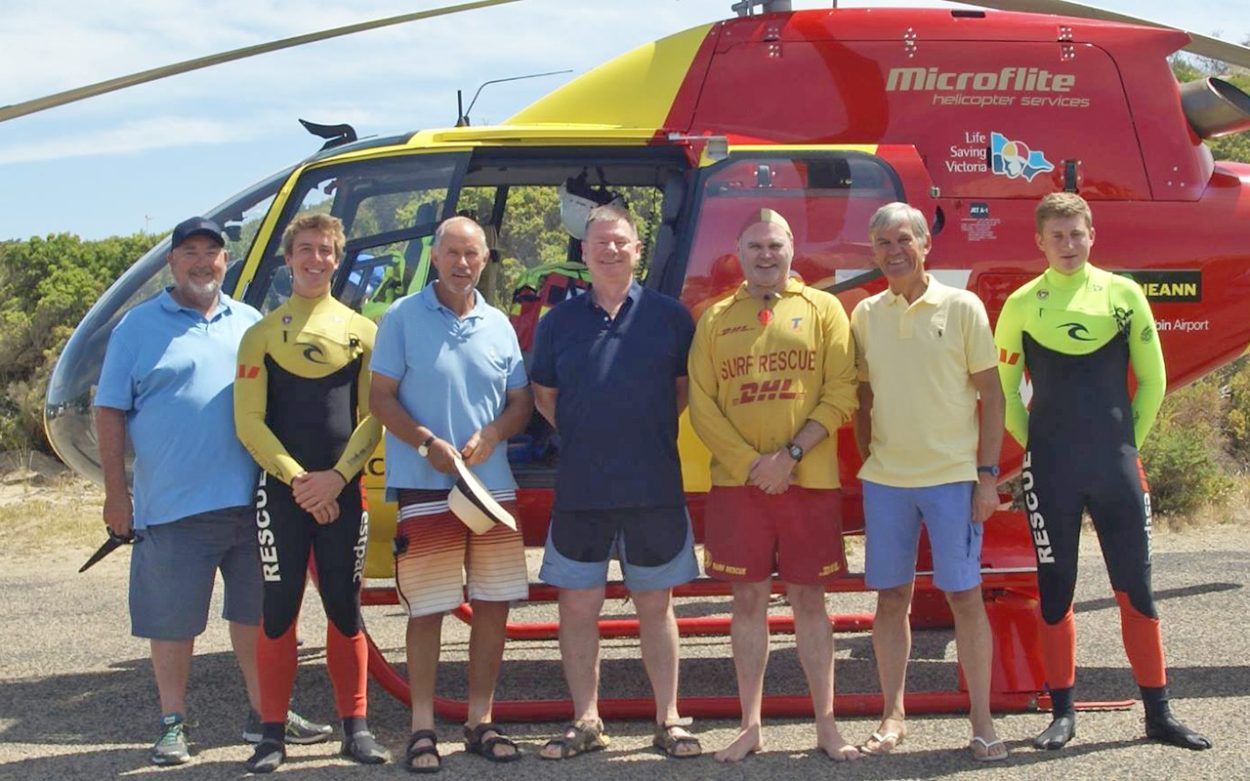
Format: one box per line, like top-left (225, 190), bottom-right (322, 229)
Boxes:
top-left (1142, 687), bottom-right (1211, 750)
top-left (1034, 687), bottom-right (1077, 750)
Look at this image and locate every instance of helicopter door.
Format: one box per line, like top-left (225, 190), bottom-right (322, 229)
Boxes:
top-left (674, 146), bottom-right (914, 499)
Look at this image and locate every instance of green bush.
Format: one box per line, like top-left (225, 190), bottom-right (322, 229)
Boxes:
top-left (1140, 377), bottom-right (1235, 515)
top-left (1223, 357), bottom-right (1250, 467)
top-left (0, 233), bottom-right (153, 452)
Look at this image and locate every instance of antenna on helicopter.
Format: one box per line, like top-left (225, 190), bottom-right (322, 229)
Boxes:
top-left (731, 0), bottom-right (793, 17)
top-left (455, 69), bottom-right (573, 127)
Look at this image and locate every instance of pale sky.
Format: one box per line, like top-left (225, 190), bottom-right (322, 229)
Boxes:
top-left (1, 0), bottom-right (1246, 240)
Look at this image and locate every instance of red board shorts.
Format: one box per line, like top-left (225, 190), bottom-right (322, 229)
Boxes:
top-left (702, 485), bottom-right (846, 584)
top-left (393, 488), bottom-right (528, 618)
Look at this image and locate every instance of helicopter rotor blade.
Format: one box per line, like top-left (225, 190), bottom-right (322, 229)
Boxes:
top-left (971, 0), bottom-right (1250, 69)
top-left (0, 0), bottom-right (521, 123)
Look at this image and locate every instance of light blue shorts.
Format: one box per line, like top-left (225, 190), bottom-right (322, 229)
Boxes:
top-left (862, 480), bottom-right (983, 593)
top-left (539, 507), bottom-right (700, 593)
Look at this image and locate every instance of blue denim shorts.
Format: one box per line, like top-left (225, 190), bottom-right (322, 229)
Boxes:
top-left (129, 506), bottom-right (262, 640)
top-left (862, 480), bottom-right (983, 593)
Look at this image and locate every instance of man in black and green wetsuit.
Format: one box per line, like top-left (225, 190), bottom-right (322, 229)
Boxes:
top-left (995, 193), bottom-right (1209, 752)
top-left (235, 214), bottom-right (388, 772)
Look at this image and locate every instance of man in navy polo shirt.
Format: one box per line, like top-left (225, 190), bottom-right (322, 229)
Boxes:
top-left (531, 204), bottom-right (701, 760)
top-left (96, 217), bottom-right (330, 765)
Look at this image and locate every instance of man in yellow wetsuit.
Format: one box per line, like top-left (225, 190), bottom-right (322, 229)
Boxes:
top-left (995, 192), bottom-right (1209, 751)
top-left (234, 213), bottom-right (387, 772)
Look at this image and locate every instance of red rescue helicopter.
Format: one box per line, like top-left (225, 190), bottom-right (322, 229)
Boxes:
top-left (32, 0), bottom-right (1250, 720)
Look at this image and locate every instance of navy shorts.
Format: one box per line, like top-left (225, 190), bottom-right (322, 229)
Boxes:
top-left (539, 505), bottom-right (699, 593)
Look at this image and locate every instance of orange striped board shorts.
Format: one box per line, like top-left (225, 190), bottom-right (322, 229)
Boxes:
top-left (393, 488), bottom-right (528, 618)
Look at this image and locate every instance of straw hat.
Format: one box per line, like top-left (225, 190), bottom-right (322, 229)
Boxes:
top-left (448, 457), bottom-right (517, 534)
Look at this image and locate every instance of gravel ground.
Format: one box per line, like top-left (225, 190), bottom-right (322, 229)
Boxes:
top-left (0, 521), bottom-right (1245, 780)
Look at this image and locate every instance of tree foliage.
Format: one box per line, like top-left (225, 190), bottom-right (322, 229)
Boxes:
top-left (0, 233), bottom-right (157, 451)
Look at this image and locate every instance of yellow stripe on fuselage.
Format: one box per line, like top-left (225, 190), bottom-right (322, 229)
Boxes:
top-left (507, 24), bottom-right (713, 129)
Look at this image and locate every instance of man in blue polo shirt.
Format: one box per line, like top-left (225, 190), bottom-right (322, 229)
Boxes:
top-left (531, 204), bottom-right (701, 761)
top-left (95, 216), bottom-right (329, 766)
top-left (370, 216), bottom-right (533, 772)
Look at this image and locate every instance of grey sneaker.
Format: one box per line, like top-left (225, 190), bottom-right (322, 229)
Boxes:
top-left (243, 709), bottom-right (333, 745)
top-left (151, 713), bottom-right (190, 766)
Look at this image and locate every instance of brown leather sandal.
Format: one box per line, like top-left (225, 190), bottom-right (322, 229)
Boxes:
top-left (653, 718), bottom-right (702, 758)
top-left (540, 719), bottom-right (610, 760)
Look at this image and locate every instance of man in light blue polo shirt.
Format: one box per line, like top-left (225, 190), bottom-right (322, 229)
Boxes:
top-left (95, 216), bottom-right (329, 766)
top-left (370, 216), bottom-right (533, 771)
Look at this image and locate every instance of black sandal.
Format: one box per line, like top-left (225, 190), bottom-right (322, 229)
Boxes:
top-left (464, 722), bottom-right (522, 763)
top-left (404, 729), bottom-right (441, 774)
top-left (540, 719), bottom-right (610, 760)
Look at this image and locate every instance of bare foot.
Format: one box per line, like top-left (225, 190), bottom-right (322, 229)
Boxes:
top-left (714, 724), bottom-right (763, 762)
top-left (817, 716), bottom-right (863, 762)
top-left (860, 718), bottom-right (906, 756)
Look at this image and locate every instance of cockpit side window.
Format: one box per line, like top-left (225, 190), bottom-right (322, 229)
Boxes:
top-left (679, 152), bottom-right (903, 318)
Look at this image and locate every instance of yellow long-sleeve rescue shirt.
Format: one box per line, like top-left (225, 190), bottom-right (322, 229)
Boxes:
top-left (688, 278), bottom-right (858, 489)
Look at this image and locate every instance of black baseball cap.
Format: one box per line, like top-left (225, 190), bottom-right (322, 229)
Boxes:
top-left (171, 216), bottom-right (225, 249)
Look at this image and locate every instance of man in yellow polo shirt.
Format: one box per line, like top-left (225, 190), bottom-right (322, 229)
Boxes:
top-left (689, 208), bottom-right (859, 763)
top-left (850, 202), bottom-right (1007, 762)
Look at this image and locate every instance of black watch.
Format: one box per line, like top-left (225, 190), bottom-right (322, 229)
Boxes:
top-left (977, 464), bottom-right (1000, 478)
top-left (785, 442), bottom-right (805, 462)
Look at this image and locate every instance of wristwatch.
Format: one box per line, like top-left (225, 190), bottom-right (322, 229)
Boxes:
top-left (785, 442), bottom-right (805, 462)
top-left (418, 435), bottom-right (436, 458)
top-left (976, 464), bottom-right (1000, 478)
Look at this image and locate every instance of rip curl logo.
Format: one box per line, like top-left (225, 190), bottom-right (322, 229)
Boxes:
top-left (298, 342), bottom-right (327, 364)
top-left (1021, 452), bottom-right (1055, 565)
top-left (990, 132), bottom-right (1054, 182)
top-left (1059, 322), bottom-right (1095, 341)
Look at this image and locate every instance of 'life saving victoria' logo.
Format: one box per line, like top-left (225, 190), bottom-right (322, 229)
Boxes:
top-left (990, 132), bottom-right (1054, 182)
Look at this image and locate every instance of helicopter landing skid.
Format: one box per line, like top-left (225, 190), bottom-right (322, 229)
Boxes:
top-left (358, 510), bottom-right (1078, 720)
